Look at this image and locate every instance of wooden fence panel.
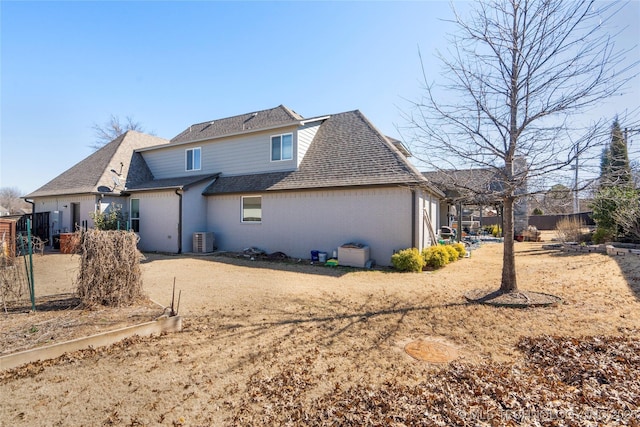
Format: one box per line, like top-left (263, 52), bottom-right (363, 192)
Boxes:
top-left (0, 219), bottom-right (17, 258)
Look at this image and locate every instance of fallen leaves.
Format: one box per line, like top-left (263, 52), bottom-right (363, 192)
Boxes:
top-left (230, 335), bottom-right (640, 426)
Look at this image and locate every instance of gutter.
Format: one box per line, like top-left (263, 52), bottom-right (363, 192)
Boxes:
top-left (122, 186), bottom-right (186, 195)
top-left (300, 115), bottom-right (330, 125)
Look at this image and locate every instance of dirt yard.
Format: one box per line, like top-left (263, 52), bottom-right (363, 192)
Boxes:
top-left (1, 237), bottom-right (639, 425)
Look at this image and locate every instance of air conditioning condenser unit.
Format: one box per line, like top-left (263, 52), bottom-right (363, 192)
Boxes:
top-left (193, 232), bottom-right (215, 253)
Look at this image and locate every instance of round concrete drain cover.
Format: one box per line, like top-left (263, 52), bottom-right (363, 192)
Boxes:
top-left (405, 339), bottom-right (458, 363)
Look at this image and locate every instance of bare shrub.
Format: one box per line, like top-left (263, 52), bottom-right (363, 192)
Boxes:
top-left (555, 218), bottom-right (586, 243)
top-left (612, 199), bottom-right (640, 243)
top-left (1, 236), bottom-right (28, 311)
top-left (75, 230), bottom-right (144, 307)
top-left (1, 259), bottom-right (28, 312)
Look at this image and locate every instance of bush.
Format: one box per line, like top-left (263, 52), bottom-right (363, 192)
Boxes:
top-left (391, 248), bottom-right (424, 272)
top-left (422, 246), bottom-right (450, 269)
top-left (591, 186), bottom-right (637, 238)
top-left (451, 242), bottom-right (467, 259)
top-left (555, 217), bottom-right (585, 243)
top-left (592, 227), bottom-right (613, 244)
top-left (91, 202), bottom-right (129, 231)
top-left (444, 245), bottom-right (459, 263)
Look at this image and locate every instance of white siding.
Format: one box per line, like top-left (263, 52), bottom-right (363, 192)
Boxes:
top-left (142, 126), bottom-right (299, 179)
top-left (181, 180), bottom-right (211, 252)
top-left (415, 189), bottom-right (440, 249)
top-left (206, 187), bottom-right (414, 266)
top-left (296, 122), bottom-right (322, 167)
top-left (34, 195), bottom-right (101, 236)
top-left (135, 191), bottom-right (180, 253)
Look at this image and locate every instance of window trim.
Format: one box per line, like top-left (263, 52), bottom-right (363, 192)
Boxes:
top-left (270, 133), bottom-right (293, 162)
top-left (241, 195), bottom-right (262, 223)
top-left (185, 147), bottom-right (202, 171)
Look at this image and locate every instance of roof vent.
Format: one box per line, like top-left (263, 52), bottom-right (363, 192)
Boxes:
top-left (200, 121), bottom-right (214, 132)
top-left (243, 112), bottom-right (258, 130)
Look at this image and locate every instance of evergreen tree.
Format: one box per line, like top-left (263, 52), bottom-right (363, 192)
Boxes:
top-left (599, 146), bottom-right (611, 186)
top-left (592, 119), bottom-right (638, 242)
top-left (600, 119), bottom-right (632, 188)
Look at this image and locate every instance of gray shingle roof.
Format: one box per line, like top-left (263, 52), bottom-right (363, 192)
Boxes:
top-left (126, 174), bottom-right (219, 192)
top-left (171, 105), bottom-right (303, 144)
top-left (423, 169), bottom-right (505, 203)
top-left (204, 110), bottom-right (443, 195)
top-left (25, 131), bottom-right (169, 198)
top-left (385, 136), bottom-right (411, 157)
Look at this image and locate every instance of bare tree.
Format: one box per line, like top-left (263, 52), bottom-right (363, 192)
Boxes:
top-left (541, 184), bottom-right (573, 215)
top-left (0, 187), bottom-right (29, 214)
top-left (91, 115), bottom-right (147, 150)
top-left (404, 0), bottom-right (636, 294)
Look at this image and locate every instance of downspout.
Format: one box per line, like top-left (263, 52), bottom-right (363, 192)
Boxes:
top-left (411, 189), bottom-right (416, 248)
top-left (175, 189), bottom-right (183, 254)
top-left (24, 198), bottom-right (35, 235)
top-left (457, 201), bottom-right (463, 243)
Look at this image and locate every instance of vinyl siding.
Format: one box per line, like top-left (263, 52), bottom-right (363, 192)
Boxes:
top-left (414, 189), bottom-right (440, 249)
top-left (296, 121), bottom-right (322, 167)
top-left (181, 180), bottom-right (210, 252)
top-left (141, 126), bottom-right (299, 179)
top-left (206, 187), bottom-right (414, 266)
top-left (34, 195), bottom-right (101, 235)
top-left (134, 191), bottom-right (180, 253)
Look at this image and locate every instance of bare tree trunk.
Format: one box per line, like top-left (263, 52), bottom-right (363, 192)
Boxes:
top-left (501, 4), bottom-right (519, 294)
top-left (501, 196), bottom-right (517, 293)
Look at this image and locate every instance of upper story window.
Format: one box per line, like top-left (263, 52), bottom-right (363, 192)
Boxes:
top-left (271, 134), bottom-right (293, 161)
top-left (186, 147), bottom-right (201, 171)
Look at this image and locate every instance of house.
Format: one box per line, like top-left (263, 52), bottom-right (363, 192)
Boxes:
top-left (24, 131), bottom-right (170, 243)
top-left (423, 167), bottom-right (528, 235)
top-left (26, 105), bottom-right (444, 266)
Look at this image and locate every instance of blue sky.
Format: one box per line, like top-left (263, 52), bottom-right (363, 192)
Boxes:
top-left (1, 1), bottom-right (638, 195)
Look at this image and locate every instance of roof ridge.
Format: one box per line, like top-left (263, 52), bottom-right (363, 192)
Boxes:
top-left (186, 105), bottom-right (300, 128)
top-left (279, 104), bottom-right (304, 120)
top-left (350, 110), bottom-right (443, 194)
top-left (25, 131), bottom-right (169, 198)
top-left (94, 131), bottom-right (145, 190)
top-left (89, 132), bottom-right (130, 187)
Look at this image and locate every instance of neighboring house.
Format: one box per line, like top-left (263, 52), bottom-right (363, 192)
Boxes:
top-left (424, 167), bottom-right (528, 234)
top-left (26, 105), bottom-right (444, 266)
top-left (0, 205), bottom-right (9, 216)
top-left (25, 131), bottom-right (170, 244)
